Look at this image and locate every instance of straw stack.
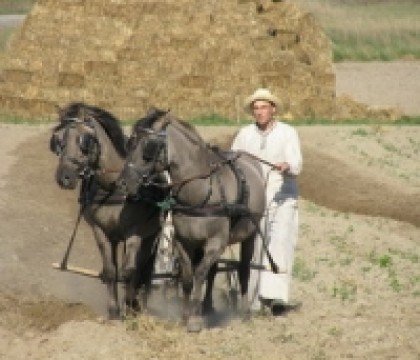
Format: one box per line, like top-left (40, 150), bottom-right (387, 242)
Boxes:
top-left (0, 0), bottom-right (387, 121)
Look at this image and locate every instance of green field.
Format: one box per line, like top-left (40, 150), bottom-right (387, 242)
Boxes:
top-left (1, 111), bottom-right (419, 126)
top-left (0, 0), bottom-right (33, 15)
top-left (295, 0), bottom-right (420, 61)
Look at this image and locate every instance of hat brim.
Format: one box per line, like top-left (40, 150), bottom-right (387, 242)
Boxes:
top-left (244, 95), bottom-right (280, 114)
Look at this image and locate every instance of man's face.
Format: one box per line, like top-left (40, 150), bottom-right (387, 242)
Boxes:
top-left (252, 100), bottom-right (276, 128)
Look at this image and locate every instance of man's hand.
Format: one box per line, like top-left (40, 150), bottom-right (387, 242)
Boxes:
top-left (274, 162), bottom-right (290, 173)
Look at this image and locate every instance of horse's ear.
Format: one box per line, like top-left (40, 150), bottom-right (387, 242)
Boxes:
top-left (55, 104), bottom-right (64, 120)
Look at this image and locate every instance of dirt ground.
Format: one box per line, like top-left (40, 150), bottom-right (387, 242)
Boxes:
top-left (0, 116), bottom-right (418, 359)
top-left (334, 60), bottom-right (420, 116)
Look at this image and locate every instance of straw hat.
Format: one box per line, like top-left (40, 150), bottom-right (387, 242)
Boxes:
top-left (244, 88), bottom-right (280, 113)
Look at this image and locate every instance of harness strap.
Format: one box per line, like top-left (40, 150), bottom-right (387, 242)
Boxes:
top-left (58, 202), bottom-right (85, 270)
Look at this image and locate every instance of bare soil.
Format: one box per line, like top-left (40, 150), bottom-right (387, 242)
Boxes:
top-left (335, 61), bottom-right (420, 116)
top-left (0, 121), bottom-right (418, 359)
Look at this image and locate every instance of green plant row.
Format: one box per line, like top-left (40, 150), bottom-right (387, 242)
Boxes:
top-left (295, 0), bottom-right (420, 61)
top-left (1, 113), bottom-right (419, 126)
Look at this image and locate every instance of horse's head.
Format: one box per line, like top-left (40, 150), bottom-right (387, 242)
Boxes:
top-left (119, 108), bottom-right (169, 196)
top-left (50, 105), bottom-right (100, 189)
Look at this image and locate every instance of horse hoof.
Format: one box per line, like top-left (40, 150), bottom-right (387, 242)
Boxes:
top-left (100, 270), bottom-right (116, 283)
top-left (202, 302), bottom-right (215, 315)
top-left (125, 299), bottom-right (141, 314)
top-left (242, 311), bottom-right (251, 322)
top-left (108, 307), bottom-right (121, 320)
top-left (187, 316), bottom-right (204, 333)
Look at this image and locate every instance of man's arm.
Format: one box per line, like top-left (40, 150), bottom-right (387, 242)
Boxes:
top-left (277, 128), bottom-right (302, 175)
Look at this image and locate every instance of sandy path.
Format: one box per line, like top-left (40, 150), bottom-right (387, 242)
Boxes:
top-left (334, 61), bottom-right (420, 115)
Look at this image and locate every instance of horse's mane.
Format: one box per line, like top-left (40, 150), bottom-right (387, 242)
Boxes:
top-left (132, 107), bottom-right (202, 142)
top-left (58, 102), bottom-right (127, 157)
top-left (132, 107), bottom-right (169, 133)
top-left (175, 118), bottom-right (201, 138)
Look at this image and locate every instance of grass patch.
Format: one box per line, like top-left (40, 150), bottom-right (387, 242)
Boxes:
top-left (0, 0), bottom-right (34, 15)
top-left (332, 280), bottom-right (357, 302)
top-left (295, 0), bottom-right (420, 61)
top-left (1, 112), bottom-right (420, 126)
top-left (0, 114), bottom-right (52, 124)
top-left (332, 29), bottom-right (420, 62)
top-left (293, 257), bottom-right (317, 282)
top-left (368, 250), bottom-right (406, 292)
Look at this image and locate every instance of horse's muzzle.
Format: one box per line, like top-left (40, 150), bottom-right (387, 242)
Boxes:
top-left (56, 166), bottom-right (78, 189)
top-left (117, 165), bottom-right (144, 196)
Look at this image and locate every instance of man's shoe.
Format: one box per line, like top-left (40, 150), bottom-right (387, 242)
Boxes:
top-left (271, 299), bottom-right (302, 316)
top-left (271, 303), bottom-right (287, 316)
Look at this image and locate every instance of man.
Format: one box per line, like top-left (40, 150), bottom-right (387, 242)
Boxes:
top-left (231, 88), bottom-right (302, 315)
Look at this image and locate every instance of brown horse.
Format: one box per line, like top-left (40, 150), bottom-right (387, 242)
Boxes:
top-left (50, 102), bottom-right (166, 318)
top-left (119, 110), bottom-right (266, 332)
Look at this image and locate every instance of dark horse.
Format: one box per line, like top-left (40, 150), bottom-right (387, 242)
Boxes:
top-left (119, 110), bottom-right (266, 332)
top-left (50, 102), bottom-right (166, 318)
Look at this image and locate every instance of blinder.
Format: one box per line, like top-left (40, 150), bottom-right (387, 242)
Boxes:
top-left (141, 131), bottom-right (167, 168)
top-left (50, 133), bottom-right (64, 155)
top-left (143, 137), bottom-right (162, 161)
top-left (79, 132), bottom-right (100, 165)
top-left (51, 117), bottom-right (101, 168)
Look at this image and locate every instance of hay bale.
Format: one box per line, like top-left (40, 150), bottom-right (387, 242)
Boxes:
top-left (0, 0), bottom-right (396, 121)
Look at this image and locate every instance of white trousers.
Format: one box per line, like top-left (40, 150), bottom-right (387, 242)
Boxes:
top-left (249, 197), bottom-right (298, 310)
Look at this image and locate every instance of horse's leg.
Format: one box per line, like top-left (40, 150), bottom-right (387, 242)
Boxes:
top-left (138, 242), bottom-right (158, 312)
top-left (123, 237), bottom-right (141, 315)
top-left (238, 235), bottom-right (255, 321)
top-left (174, 240), bottom-right (193, 324)
top-left (122, 234), bottom-right (142, 280)
top-left (92, 225), bottom-right (120, 318)
top-left (132, 233), bottom-right (158, 314)
top-left (202, 263), bottom-right (217, 315)
top-left (92, 225), bottom-right (115, 281)
top-left (188, 240), bottom-right (227, 333)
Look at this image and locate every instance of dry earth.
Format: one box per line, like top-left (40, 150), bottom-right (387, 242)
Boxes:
top-left (0, 121), bottom-right (418, 359)
top-left (335, 61), bottom-right (420, 116)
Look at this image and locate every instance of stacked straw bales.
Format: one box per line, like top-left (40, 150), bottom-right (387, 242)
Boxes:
top-left (0, 0), bottom-right (340, 121)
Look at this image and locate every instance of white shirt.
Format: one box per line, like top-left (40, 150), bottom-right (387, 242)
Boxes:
top-left (231, 121), bottom-right (302, 202)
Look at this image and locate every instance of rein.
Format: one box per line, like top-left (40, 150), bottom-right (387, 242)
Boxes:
top-left (237, 150), bottom-right (278, 170)
top-left (171, 154), bottom-right (239, 192)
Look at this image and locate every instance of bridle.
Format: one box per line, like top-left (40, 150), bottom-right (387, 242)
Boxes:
top-left (126, 126), bottom-right (169, 187)
top-left (51, 117), bottom-right (101, 179)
